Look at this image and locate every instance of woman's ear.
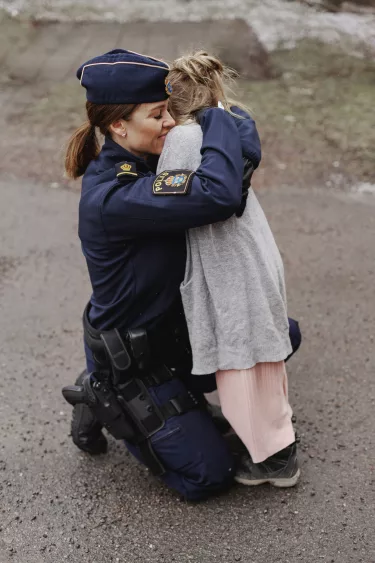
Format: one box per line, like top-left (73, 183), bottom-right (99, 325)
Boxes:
top-left (109, 120), bottom-right (127, 138)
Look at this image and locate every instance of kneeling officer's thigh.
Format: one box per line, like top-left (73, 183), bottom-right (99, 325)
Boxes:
top-left (126, 377), bottom-right (235, 501)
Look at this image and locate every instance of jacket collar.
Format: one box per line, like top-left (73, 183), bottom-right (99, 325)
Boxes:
top-left (100, 136), bottom-right (153, 174)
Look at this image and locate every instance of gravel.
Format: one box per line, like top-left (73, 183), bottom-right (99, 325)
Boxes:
top-left (1, 178), bottom-right (375, 562)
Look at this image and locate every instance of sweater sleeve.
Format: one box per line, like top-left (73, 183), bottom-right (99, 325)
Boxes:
top-left (156, 124), bottom-right (203, 174)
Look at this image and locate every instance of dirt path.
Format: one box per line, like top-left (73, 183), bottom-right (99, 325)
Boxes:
top-left (1, 177), bottom-right (375, 563)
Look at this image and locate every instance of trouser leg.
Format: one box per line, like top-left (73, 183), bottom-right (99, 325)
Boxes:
top-left (216, 362), bottom-right (295, 463)
top-left (85, 340), bottom-right (96, 372)
top-left (125, 377), bottom-right (235, 501)
top-left (77, 343), bottom-right (234, 500)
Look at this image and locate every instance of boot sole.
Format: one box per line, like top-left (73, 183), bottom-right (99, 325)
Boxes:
top-left (235, 468), bottom-right (300, 488)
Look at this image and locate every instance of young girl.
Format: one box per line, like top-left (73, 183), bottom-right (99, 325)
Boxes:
top-left (157, 51), bottom-right (300, 487)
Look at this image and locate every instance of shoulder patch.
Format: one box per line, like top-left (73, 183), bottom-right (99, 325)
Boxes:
top-left (153, 170), bottom-right (194, 196)
top-left (116, 161), bottom-right (138, 179)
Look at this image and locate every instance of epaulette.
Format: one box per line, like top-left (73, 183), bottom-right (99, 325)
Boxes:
top-left (115, 161), bottom-right (138, 181)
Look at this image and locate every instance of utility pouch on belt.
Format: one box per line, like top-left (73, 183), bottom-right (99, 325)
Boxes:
top-left (100, 329), bottom-right (131, 385)
top-left (126, 329), bottom-right (151, 372)
top-left (116, 378), bottom-right (164, 437)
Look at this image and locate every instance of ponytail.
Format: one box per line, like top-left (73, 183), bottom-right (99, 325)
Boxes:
top-left (65, 121), bottom-right (99, 179)
top-left (64, 101), bottom-right (136, 179)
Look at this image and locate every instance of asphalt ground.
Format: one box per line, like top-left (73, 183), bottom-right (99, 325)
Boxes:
top-left (1, 177), bottom-right (374, 563)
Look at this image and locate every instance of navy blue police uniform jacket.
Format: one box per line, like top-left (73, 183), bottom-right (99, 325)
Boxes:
top-left (79, 108), bottom-right (261, 334)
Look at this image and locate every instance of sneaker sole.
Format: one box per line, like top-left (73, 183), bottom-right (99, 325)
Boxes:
top-left (235, 468), bottom-right (300, 488)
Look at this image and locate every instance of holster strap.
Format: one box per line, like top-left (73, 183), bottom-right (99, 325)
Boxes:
top-left (159, 392), bottom-right (199, 419)
top-left (100, 330), bottom-right (131, 383)
top-left (142, 364), bottom-right (174, 387)
top-left (127, 328), bottom-right (151, 371)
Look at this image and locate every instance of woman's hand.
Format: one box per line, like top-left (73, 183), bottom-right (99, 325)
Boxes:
top-left (236, 158), bottom-right (254, 218)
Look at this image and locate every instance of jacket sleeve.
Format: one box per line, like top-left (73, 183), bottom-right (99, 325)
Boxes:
top-left (100, 108), bottom-right (243, 237)
top-left (231, 106), bottom-right (262, 168)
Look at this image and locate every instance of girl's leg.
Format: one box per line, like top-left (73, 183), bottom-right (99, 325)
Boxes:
top-left (215, 362), bottom-right (295, 463)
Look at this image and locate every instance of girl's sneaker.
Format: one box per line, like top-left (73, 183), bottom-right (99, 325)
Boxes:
top-left (235, 442), bottom-right (300, 488)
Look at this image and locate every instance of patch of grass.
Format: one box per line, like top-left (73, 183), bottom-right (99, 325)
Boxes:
top-left (26, 80), bottom-right (86, 129)
top-left (239, 39), bottom-right (375, 187)
top-left (0, 11), bottom-right (38, 75)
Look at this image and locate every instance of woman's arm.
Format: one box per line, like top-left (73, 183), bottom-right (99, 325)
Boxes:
top-left (231, 107), bottom-right (262, 168)
top-left (98, 109), bottom-right (244, 237)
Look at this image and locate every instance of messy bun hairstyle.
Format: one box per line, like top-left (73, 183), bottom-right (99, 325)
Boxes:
top-left (167, 50), bottom-right (249, 124)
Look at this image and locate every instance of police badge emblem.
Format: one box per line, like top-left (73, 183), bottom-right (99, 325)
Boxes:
top-left (120, 163), bottom-right (132, 172)
top-left (165, 174), bottom-right (187, 187)
top-left (153, 170), bottom-right (194, 195)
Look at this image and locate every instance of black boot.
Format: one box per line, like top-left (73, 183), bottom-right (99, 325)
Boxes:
top-left (70, 371), bottom-right (108, 455)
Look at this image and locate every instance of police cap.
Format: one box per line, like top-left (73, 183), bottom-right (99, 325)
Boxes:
top-left (76, 49), bottom-right (172, 104)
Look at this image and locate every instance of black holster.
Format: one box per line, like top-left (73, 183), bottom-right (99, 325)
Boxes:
top-left (62, 304), bottom-right (199, 476)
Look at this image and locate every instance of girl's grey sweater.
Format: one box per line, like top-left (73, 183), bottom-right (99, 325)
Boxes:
top-left (157, 122), bottom-right (292, 375)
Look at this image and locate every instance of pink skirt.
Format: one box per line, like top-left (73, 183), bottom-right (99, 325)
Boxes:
top-left (216, 361), bottom-right (295, 463)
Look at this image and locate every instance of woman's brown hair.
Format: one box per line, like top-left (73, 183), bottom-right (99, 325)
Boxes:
top-left (65, 102), bottom-right (136, 179)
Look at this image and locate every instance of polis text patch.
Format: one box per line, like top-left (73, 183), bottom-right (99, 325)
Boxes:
top-left (153, 170), bottom-right (194, 195)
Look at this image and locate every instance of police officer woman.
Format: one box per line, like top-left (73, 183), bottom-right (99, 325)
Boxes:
top-left (63, 49), bottom-right (263, 501)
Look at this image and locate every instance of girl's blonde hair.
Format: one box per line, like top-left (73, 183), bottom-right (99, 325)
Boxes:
top-left (168, 50), bottom-right (250, 124)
